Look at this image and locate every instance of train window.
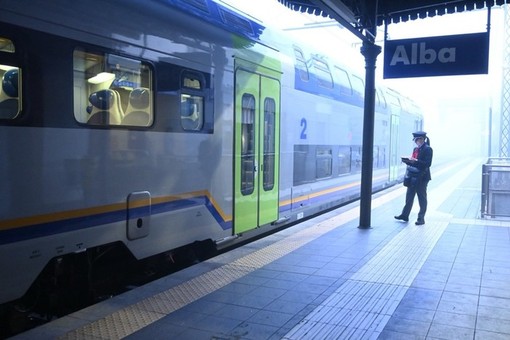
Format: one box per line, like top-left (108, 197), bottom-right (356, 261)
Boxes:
top-left (400, 97), bottom-right (410, 113)
top-left (185, 0), bottom-right (209, 13)
top-left (263, 98), bottom-right (276, 191)
top-left (293, 145), bottom-right (309, 186)
top-left (377, 89), bottom-right (387, 109)
top-left (316, 147), bottom-right (332, 179)
top-left (0, 37), bottom-right (21, 119)
top-left (0, 65), bottom-right (20, 119)
top-left (219, 7), bottom-right (253, 36)
top-left (374, 146), bottom-right (386, 168)
top-left (386, 91), bottom-right (402, 115)
top-left (73, 50), bottom-right (153, 127)
top-left (312, 58), bottom-right (333, 89)
top-left (182, 71), bottom-right (203, 90)
top-left (293, 47), bottom-right (309, 81)
top-left (351, 76), bottom-right (364, 96)
top-left (334, 67), bottom-right (352, 96)
top-left (351, 146), bottom-right (362, 172)
top-left (373, 146), bottom-right (380, 168)
top-left (0, 37), bottom-right (15, 52)
top-left (181, 71), bottom-right (204, 131)
top-left (386, 91), bottom-right (401, 108)
top-left (241, 94), bottom-right (256, 196)
top-left (338, 146), bottom-right (351, 175)
top-left (181, 94), bottom-right (204, 131)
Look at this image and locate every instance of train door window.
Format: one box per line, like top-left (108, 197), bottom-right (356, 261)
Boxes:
top-left (312, 58), bottom-right (333, 89)
top-left (293, 47), bottom-right (309, 81)
top-left (338, 146), bottom-right (351, 175)
top-left (241, 94), bottom-right (256, 195)
top-left (263, 98), bottom-right (276, 191)
top-left (0, 37), bottom-right (21, 119)
top-left (316, 147), bottom-right (332, 179)
top-left (334, 67), bottom-right (352, 96)
top-left (351, 76), bottom-right (364, 97)
top-left (181, 71), bottom-right (204, 131)
top-left (73, 49), bottom-right (153, 126)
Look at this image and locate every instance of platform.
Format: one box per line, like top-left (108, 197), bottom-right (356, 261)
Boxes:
top-left (11, 158), bottom-right (510, 340)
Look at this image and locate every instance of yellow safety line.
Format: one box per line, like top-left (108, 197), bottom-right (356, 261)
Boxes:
top-left (58, 170), bottom-right (413, 339)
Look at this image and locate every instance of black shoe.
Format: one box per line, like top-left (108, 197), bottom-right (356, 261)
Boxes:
top-left (394, 215), bottom-right (409, 222)
top-left (415, 220), bottom-right (425, 225)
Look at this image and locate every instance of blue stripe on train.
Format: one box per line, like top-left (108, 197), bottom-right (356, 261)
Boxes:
top-left (0, 195), bottom-right (231, 246)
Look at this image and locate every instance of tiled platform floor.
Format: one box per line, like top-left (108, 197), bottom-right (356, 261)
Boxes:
top-left (12, 158), bottom-right (510, 340)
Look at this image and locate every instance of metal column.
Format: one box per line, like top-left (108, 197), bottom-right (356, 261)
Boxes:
top-left (501, 5), bottom-right (510, 157)
top-left (359, 41), bottom-right (381, 229)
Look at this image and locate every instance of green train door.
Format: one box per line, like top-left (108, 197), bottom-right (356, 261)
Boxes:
top-left (389, 114), bottom-right (400, 181)
top-left (234, 66), bottom-right (280, 234)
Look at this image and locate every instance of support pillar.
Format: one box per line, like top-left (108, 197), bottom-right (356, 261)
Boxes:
top-left (501, 5), bottom-right (510, 157)
top-left (359, 41), bottom-right (381, 229)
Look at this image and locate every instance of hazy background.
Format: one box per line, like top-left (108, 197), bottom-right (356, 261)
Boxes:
top-left (222, 0), bottom-right (507, 163)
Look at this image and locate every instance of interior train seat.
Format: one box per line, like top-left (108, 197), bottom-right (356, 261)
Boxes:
top-left (113, 87), bottom-right (131, 112)
top-left (87, 89), bottom-right (124, 125)
top-left (121, 87), bottom-right (151, 126)
top-left (0, 68), bottom-right (19, 119)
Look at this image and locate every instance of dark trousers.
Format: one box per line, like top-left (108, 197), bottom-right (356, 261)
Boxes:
top-left (401, 179), bottom-right (429, 220)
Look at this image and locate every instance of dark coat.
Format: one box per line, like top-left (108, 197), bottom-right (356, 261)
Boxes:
top-left (413, 143), bottom-right (433, 181)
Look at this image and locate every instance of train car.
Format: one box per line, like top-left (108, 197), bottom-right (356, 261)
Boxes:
top-left (0, 0), bottom-right (423, 334)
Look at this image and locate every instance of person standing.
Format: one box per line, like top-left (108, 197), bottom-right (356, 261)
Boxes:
top-left (395, 131), bottom-right (433, 225)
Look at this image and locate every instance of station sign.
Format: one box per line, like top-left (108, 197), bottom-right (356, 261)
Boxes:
top-left (383, 32), bottom-right (489, 78)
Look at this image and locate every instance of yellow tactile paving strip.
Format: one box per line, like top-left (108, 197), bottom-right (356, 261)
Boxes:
top-left (59, 187), bottom-right (406, 339)
top-left (59, 160), bottom-right (482, 340)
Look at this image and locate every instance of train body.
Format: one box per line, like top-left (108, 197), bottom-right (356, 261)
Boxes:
top-left (0, 0), bottom-right (422, 325)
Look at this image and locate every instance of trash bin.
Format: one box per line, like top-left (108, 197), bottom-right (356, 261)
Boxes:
top-left (481, 158), bottom-right (510, 218)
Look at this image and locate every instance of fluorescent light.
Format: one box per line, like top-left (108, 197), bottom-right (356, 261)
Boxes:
top-left (88, 72), bottom-right (115, 84)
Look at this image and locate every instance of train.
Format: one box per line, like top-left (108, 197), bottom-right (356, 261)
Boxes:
top-left (0, 0), bottom-right (423, 334)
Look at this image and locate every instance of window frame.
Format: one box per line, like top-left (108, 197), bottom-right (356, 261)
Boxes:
top-left (72, 48), bottom-right (154, 128)
top-left (312, 57), bottom-right (333, 89)
top-left (0, 36), bottom-right (21, 120)
top-left (240, 93), bottom-right (256, 196)
top-left (293, 46), bottom-right (310, 82)
top-left (334, 66), bottom-right (353, 96)
top-left (350, 75), bottom-right (365, 96)
top-left (180, 70), bottom-right (206, 132)
top-left (263, 97), bottom-right (276, 191)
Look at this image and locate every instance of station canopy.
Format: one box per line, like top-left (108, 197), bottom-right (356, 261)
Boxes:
top-left (277, 0), bottom-right (509, 39)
